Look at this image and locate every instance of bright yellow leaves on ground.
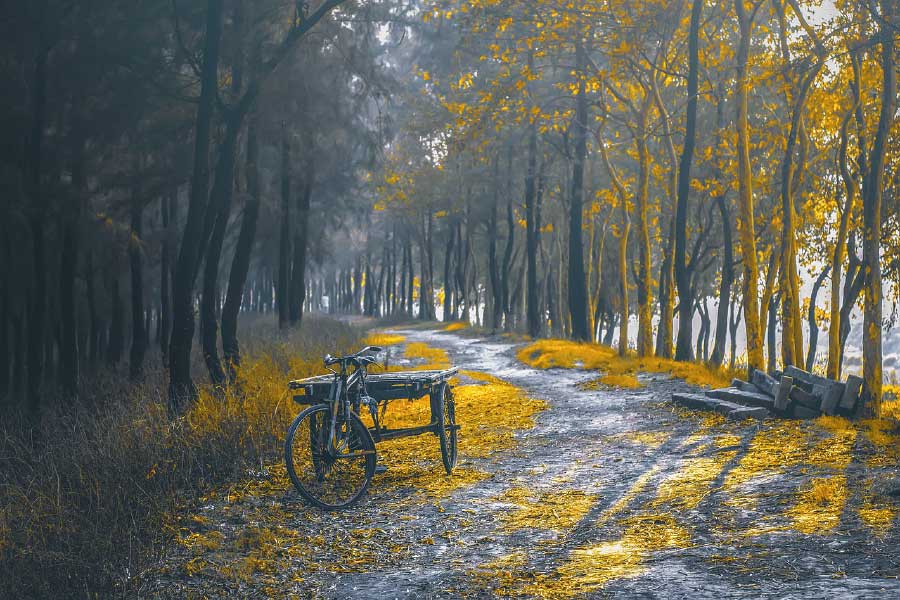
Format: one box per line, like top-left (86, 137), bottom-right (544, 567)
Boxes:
top-left (497, 486), bottom-right (595, 533)
top-left (172, 339), bottom-right (549, 590)
top-left (444, 321), bottom-right (468, 332)
top-left (364, 332), bottom-right (406, 347)
top-left (524, 514), bottom-right (692, 598)
top-left (653, 450), bottom-right (739, 510)
top-left (517, 339), bottom-right (734, 388)
top-left (403, 341), bottom-right (452, 369)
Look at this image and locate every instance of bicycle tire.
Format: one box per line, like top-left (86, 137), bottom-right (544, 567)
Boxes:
top-left (285, 404), bottom-right (376, 510)
top-left (437, 384), bottom-right (458, 474)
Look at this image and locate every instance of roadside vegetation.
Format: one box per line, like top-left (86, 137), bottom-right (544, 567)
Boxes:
top-left (0, 317), bottom-right (360, 597)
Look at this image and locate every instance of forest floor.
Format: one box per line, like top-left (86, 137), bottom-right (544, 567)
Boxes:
top-left (140, 325), bottom-right (900, 599)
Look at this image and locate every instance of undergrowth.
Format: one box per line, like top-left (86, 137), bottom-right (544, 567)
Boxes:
top-left (0, 315), bottom-right (361, 598)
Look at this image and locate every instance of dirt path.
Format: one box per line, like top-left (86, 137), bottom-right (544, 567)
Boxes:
top-left (142, 328), bottom-right (900, 599)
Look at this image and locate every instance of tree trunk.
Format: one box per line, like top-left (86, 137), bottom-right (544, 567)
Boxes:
top-left (168, 0), bottom-right (225, 410)
top-left (406, 240), bottom-right (414, 316)
top-left (277, 134), bottom-right (292, 328)
top-left (159, 194), bottom-right (172, 363)
top-left (567, 40), bottom-right (590, 342)
top-left (861, 0), bottom-right (895, 413)
top-left (805, 268), bottom-right (829, 371)
top-left (598, 125), bottom-right (629, 355)
top-left (673, 0), bottom-right (702, 361)
top-left (651, 64), bottom-right (679, 359)
top-left (734, 0), bottom-right (764, 370)
top-left (501, 191), bottom-right (515, 329)
top-left (419, 212), bottom-right (435, 320)
top-left (775, 0), bottom-right (825, 368)
top-left (488, 161), bottom-right (502, 330)
top-left (26, 46), bottom-right (49, 413)
top-left (729, 298), bottom-right (742, 370)
top-left (767, 291), bottom-right (780, 374)
top-left (59, 140), bottom-right (84, 398)
top-left (633, 96), bottom-right (655, 356)
top-left (289, 177), bottom-right (312, 325)
top-left (106, 271), bottom-right (124, 367)
top-left (525, 85), bottom-right (541, 338)
top-left (129, 192), bottom-right (147, 380)
top-left (709, 85), bottom-right (733, 368)
top-left (443, 224), bottom-right (455, 321)
top-left (200, 117), bottom-right (241, 388)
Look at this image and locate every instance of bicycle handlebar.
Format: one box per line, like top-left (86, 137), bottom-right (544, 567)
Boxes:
top-left (324, 346), bottom-right (384, 367)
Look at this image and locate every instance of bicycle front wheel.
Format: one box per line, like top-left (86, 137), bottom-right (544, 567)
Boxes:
top-left (285, 404), bottom-right (376, 510)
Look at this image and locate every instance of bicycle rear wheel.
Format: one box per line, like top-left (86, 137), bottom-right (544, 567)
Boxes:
top-left (285, 404), bottom-right (376, 510)
top-left (437, 384), bottom-right (458, 474)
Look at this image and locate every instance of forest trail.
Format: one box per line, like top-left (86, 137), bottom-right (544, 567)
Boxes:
top-left (142, 327), bottom-right (900, 599)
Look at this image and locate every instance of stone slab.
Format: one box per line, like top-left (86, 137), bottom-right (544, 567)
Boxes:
top-left (750, 368), bottom-right (778, 398)
top-left (839, 375), bottom-right (863, 413)
top-left (774, 376), bottom-right (794, 412)
top-left (727, 406), bottom-right (769, 421)
top-left (707, 387), bottom-right (775, 409)
top-left (790, 386), bottom-right (821, 410)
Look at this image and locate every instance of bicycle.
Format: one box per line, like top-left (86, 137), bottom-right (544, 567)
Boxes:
top-left (284, 345), bottom-right (459, 510)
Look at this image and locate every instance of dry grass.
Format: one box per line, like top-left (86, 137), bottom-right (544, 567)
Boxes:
top-left (517, 339), bottom-right (735, 388)
top-left (0, 315), bottom-right (361, 597)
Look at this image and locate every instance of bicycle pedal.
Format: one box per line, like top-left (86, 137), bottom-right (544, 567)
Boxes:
top-left (374, 464), bottom-right (388, 475)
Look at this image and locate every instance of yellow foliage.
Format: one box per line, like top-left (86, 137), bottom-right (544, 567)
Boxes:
top-left (517, 339), bottom-right (733, 388)
top-left (364, 333), bottom-right (406, 347)
top-left (858, 494), bottom-right (897, 536)
top-left (789, 476), bottom-right (848, 534)
top-left (652, 450), bottom-right (739, 510)
top-left (498, 486), bottom-right (596, 533)
top-left (523, 513), bottom-right (691, 598)
top-left (403, 342), bottom-right (451, 369)
top-left (444, 322), bottom-right (468, 332)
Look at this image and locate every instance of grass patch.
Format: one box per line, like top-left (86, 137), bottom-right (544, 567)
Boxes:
top-left (0, 315), bottom-right (362, 597)
top-left (517, 339), bottom-right (734, 388)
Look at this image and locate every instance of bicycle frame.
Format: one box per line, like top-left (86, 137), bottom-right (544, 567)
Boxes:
top-left (324, 361), bottom-right (366, 457)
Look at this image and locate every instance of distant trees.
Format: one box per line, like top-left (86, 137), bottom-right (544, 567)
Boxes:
top-left (368, 0), bottom-right (899, 411)
top-left (1, 0), bottom-right (898, 417)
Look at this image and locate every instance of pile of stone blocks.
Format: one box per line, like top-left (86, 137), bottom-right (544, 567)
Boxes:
top-left (672, 365), bottom-right (865, 421)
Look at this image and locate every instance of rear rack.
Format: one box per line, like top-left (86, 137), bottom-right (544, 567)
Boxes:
top-left (289, 367), bottom-right (459, 403)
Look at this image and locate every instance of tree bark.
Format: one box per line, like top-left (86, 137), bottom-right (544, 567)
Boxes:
top-left (419, 211), bottom-right (435, 320)
top-left (488, 159), bottom-right (502, 330)
top-left (862, 0), bottom-right (895, 413)
top-left (129, 189), bottom-right (147, 380)
top-left (710, 85), bottom-right (733, 368)
top-left (525, 68), bottom-right (541, 338)
top-left (805, 268), bottom-right (829, 371)
top-left (168, 0), bottom-right (224, 409)
top-left (59, 139), bottom-right (84, 398)
top-left (289, 177), bottom-right (312, 325)
top-left (501, 194), bottom-right (515, 328)
top-left (443, 223), bottom-right (455, 321)
top-left (159, 192), bottom-right (175, 362)
top-left (200, 117), bottom-right (241, 388)
top-left (828, 61), bottom-right (862, 379)
top-left (674, 0), bottom-right (703, 361)
top-left (568, 40), bottom-right (591, 342)
top-left (26, 45), bottom-right (49, 413)
top-left (598, 126), bottom-right (629, 356)
top-left (734, 0), bottom-right (764, 370)
top-left (767, 291), bottom-right (780, 374)
top-left (278, 133), bottom-right (292, 328)
top-left (106, 271), bottom-right (124, 367)
top-left (775, 0), bottom-right (825, 368)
